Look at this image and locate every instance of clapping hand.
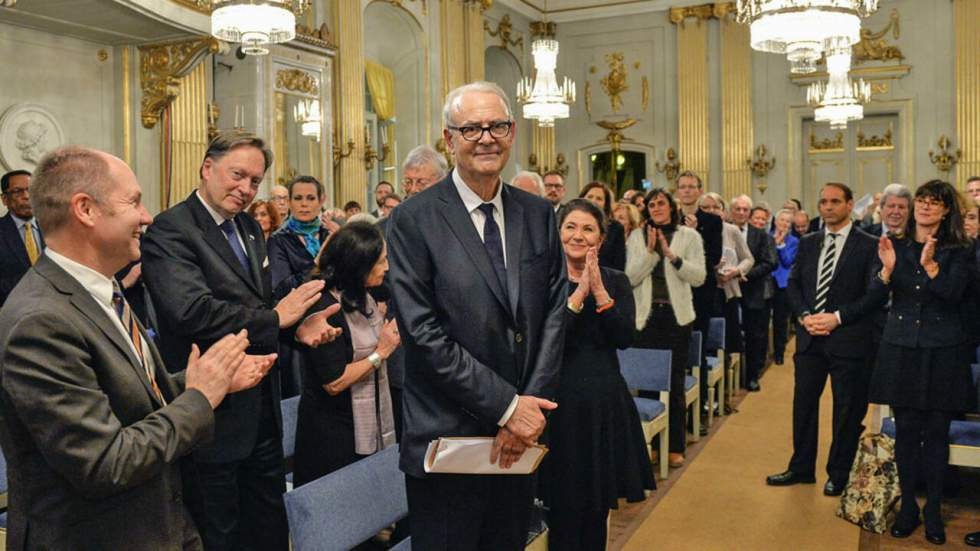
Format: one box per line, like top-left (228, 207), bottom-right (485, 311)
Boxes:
top-left (920, 235), bottom-right (938, 275)
top-left (229, 352), bottom-right (278, 392)
top-left (656, 228), bottom-right (676, 261)
top-left (683, 213), bottom-right (698, 229)
top-left (774, 228), bottom-right (787, 245)
top-left (646, 225), bottom-right (658, 253)
top-left (586, 247), bottom-right (611, 305)
top-left (296, 303), bottom-right (343, 347)
top-left (877, 235), bottom-right (896, 282)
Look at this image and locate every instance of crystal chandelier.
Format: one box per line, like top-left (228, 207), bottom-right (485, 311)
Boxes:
top-left (736, 0), bottom-right (879, 74)
top-left (806, 48), bottom-right (871, 129)
top-left (516, 21), bottom-right (576, 127)
top-left (294, 98), bottom-right (321, 140)
top-left (211, 1), bottom-right (309, 56)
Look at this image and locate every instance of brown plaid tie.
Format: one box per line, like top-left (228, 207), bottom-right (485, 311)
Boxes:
top-left (112, 282), bottom-right (165, 404)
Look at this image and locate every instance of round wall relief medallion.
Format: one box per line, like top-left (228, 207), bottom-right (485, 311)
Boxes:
top-left (0, 104), bottom-right (66, 172)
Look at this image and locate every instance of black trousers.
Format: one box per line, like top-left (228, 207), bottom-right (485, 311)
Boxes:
top-left (741, 302), bottom-right (771, 385)
top-left (405, 473), bottom-right (533, 551)
top-left (893, 407), bottom-right (953, 528)
top-left (547, 507), bottom-right (608, 551)
top-left (789, 339), bottom-right (869, 483)
top-left (694, 288), bottom-right (721, 405)
top-left (196, 402), bottom-right (288, 551)
top-left (771, 287), bottom-right (791, 359)
top-left (635, 302), bottom-right (692, 454)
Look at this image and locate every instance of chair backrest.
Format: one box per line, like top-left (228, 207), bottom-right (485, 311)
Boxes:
top-left (284, 446), bottom-right (407, 551)
top-left (971, 364), bottom-right (979, 385)
top-left (706, 317), bottom-right (726, 351)
top-left (281, 396), bottom-right (300, 460)
top-left (0, 443), bottom-right (6, 496)
top-left (617, 348), bottom-right (672, 392)
top-left (688, 331), bottom-right (703, 369)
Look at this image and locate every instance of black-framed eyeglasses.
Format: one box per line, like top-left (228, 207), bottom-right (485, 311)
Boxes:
top-left (447, 121), bottom-right (513, 142)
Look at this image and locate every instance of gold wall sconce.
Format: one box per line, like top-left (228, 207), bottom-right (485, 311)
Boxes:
top-left (747, 144), bottom-right (776, 194)
top-left (655, 147), bottom-right (681, 183)
top-left (928, 135), bottom-right (960, 174)
top-left (332, 135), bottom-right (355, 167)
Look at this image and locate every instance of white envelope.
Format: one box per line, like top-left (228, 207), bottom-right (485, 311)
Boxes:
top-left (423, 437), bottom-right (547, 475)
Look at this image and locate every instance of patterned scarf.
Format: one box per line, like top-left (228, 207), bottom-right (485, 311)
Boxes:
top-left (285, 216), bottom-right (322, 258)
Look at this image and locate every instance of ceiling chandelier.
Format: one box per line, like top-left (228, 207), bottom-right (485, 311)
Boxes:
top-left (735, 0), bottom-right (879, 74)
top-left (806, 48), bottom-right (871, 129)
top-left (211, 0), bottom-right (309, 56)
top-left (516, 4), bottom-right (575, 128)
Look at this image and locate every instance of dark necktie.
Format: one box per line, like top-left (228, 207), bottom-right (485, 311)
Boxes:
top-left (477, 203), bottom-right (508, 299)
top-left (112, 282), bottom-right (165, 404)
top-left (220, 219), bottom-right (251, 274)
top-left (814, 232), bottom-right (838, 313)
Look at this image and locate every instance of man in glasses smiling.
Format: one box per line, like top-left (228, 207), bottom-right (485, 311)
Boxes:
top-left (386, 82), bottom-right (565, 550)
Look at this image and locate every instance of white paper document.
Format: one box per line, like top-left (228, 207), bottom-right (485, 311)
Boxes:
top-left (423, 437), bottom-right (548, 475)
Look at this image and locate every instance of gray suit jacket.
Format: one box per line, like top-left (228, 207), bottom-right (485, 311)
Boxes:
top-left (0, 256), bottom-right (214, 551)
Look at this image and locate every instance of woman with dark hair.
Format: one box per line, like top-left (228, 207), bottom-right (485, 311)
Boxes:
top-left (625, 188), bottom-right (706, 468)
top-left (580, 181), bottom-right (626, 270)
top-left (541, 199), bottom-right (654, 551)
top-left (247, 199), bottom-right (282, 239)
top-left (870, 180), bottom-right (975, 545)
top-left (293, 222), bottom-right (401, 485)
top-left (268, 176), bottom-right (331, 299)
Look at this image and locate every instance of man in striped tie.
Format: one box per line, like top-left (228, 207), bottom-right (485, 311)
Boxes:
top-left (766, 182), bottom-right (885, 497)
top-left (0, 170), bottom-right (44, 307)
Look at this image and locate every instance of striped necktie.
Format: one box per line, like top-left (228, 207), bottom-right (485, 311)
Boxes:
top-left (112, 282), bottom-right (166, 404)
top-left (23, 222), bottom-right (40, 265)
top-left (814, 233), bottom-right (838, 313)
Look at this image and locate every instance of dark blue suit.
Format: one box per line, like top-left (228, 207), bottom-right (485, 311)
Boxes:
top-left (386, 175), bottom-right (566, 550)
top-left (0, 213), bottom-right (43, 307)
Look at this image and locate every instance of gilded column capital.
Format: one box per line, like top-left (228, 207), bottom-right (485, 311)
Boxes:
top-left (712, 2), bottom-right (737, 20)
top-left (669, 3), bottom-right (715, 27)
top-left (138, 37), bottom-right (221, 129)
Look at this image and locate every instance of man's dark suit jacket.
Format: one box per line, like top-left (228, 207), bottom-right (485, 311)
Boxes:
top-left (742, 225), bottom-right (778, 310)
top-left (0, 213), bottom-right (43, 307)
top-left (807, 216), bottom-right (824, 234)
top-left (386, 177), bottom-right (567, 477)
top-left (787, 226), bottom-right (884, 357)
top-left (0, 256), bottom-right (212, 550)
top-left (694, 208), bottom-right (724, 273)
top-left (142, 192), bottom-right (281, 463)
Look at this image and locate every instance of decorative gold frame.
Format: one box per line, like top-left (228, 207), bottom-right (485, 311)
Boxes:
top-left (138, 37), bottom-right (221, 129)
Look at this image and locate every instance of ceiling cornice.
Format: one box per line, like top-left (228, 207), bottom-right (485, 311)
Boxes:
top-left (493, 0), bottom-right (707, 23)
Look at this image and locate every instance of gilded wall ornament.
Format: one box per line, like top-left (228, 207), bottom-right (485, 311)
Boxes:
top-left (668, 3), bottom-right (716, 27)
top-left (857, 128), bottom-right (893, 150)
top-left (295, 22), bottom-right (336, 49)
top-left (600, 53), bottom-right (629, 113)
top-left (746, 144), bottom-right (775, 193)
top-left (597, 119), bottom-right (637, 153)
top-left (528, 152), bottom-right (568, 177)
top-left (853, 9), bottom-right (903, 65)
top-left (276, 68), bottom-right (319, 95)
top-left (641, 76), bottom-right (649, 113)
top-left (484, 14), bottom-right (523, 51)
top-left (138, 37), bottom-right (221, 129)
top-left (929, 135), bottom-right (961, 174)
top-left (809, 130), bottom-right (845, 153)
top-left (584, 81), bottom-right (592, 115)
top-left (655, 147), bottom-right (682, 183)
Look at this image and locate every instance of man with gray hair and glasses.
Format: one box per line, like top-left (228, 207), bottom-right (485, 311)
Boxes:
top-left (386, 81), bottom-right (565, 550)
top-left (510, 170), bottom-right (544, 197)
top-left (865, 183), bottom-right (912, 238)
top-left (401, 144), bottom-right (448, 198)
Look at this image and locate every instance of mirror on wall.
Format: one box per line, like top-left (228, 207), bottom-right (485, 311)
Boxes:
top-left (274, 91), bottom-right (324, 186)
top-left (590, 150), bottom-right (647, 198)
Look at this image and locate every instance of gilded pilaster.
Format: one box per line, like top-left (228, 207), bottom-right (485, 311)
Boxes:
top-left (672, 6), bottom-right (712, 186)
top-left (954, 0), bottom-right (980, 189)
top-left (167, 62), bottom-right (208, 208)
top-left (463, 0), bottom-right (486, 81)
top-left (440, 0), bottom-right (467, 97)
top-left (122, 46), bottom-right (132, 166)
top-left (718, 4), bottom-right (753, 198)
top-left (532, 125), bottom-right (556, 173)
top-left (334, 0), bottom-right (367, 205)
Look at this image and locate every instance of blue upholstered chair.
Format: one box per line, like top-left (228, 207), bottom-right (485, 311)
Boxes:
top-left (704, 318), bottom-right (727, 427)
top-left (686, 331), bottom-right (703, 442)
top-left (617, 348), bottom-right (672, 480)
top-left (281, 396), bottom-right (300, 487)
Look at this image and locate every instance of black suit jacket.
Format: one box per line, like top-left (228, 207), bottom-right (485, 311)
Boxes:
top-left (0, 257), bottom-right (211, 550)
top-left (807, 216), bottom-right (824, 234)
top-left (598, 220), bottom-right (626, 271)
top-left (386, 177), bottom-right (567, 477)
top-left (0, 213), bottom-right (43, 307)
top-left (787, 227), bottom-right (885, 357)
top-left (142, 192), bottom-right (282, 463)
top-left (742, 225), bottom-right (778, 310)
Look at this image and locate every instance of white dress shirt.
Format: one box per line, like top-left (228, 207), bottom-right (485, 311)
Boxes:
top-left (197, 190), bottom-right (249, 256)
top-left (46, 248), bottom-right (157, 378)
top-left (11, 212), bottom-right (41, 249)
top-left (451, 169), bottom-right (518, 426)
top-left (815, 221), bottom-right (852, 323)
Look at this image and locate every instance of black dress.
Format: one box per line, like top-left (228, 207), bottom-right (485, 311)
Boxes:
top-left (869, 239), bottom-right (975, 412)
top-left (541, 268), bottom-right (655, 514)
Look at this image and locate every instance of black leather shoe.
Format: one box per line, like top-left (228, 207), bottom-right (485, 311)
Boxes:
top-left (747, 380), bottom-right (761, 392)
top-left (774, 355), bottom-right (784, 365)
top-left (890, 517), bottom-right (920, 539)
top-left (926, 530), bottom-right (946, 545)
top-left (766, 470), bottom-right (816, 486)
top-left (699, 424), bottom-right (709, 437)
top-left (823, 479), bottom-right (846, 496)
top-left (965, 531), bottom-right (980, 547)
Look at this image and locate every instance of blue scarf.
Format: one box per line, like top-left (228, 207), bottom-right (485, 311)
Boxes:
top-left (285, 216), bottom-right (322, 258)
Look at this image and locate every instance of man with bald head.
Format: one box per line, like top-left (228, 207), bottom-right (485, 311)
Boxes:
top-left (0, 146), bottom-right (275, 550)
top-left (387, 82), bottom-right (565, 550)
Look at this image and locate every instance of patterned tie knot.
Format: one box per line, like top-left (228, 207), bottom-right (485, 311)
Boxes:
top-left (478, 203), bottom-right (495, 217)
top-left (111, 282), bottom-right (125, 317)
top-left (220, 219), bottom-right (236, 236)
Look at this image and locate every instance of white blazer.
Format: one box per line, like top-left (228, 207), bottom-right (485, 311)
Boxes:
top-left (625, 225), bottom-right (706, 330)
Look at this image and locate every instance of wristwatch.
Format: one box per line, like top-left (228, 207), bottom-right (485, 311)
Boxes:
top-left (367, 352), bottom-right (383, 369)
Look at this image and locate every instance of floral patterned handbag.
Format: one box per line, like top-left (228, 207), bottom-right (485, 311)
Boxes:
top-left (836, 433), bottom-right (900, 533)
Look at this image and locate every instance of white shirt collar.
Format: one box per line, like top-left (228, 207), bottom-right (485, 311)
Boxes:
top-left (196, 190), bottom-right (231, 225)
top-left (826, 221), bottom-right (853, 240)
top-left (10, 212), bottom-right (33, 230)
top-left (452, 169), bottom-right (504, 215)
top-left (45, 248), bottom-right (115, 308)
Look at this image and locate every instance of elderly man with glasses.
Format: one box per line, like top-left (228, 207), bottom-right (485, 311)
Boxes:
top-left (400, 144), bottom-right (448, 199)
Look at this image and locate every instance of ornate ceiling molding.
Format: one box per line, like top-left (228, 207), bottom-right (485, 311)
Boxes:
top-left (138, 37), bottom-right (221, 129)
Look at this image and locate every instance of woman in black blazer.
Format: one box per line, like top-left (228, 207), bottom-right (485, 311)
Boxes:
top-left (580, 182), bottom-right (626, 271)
top-left (870, 180), bottom-right (976, 545)
top-left (292, 222), bottom-right (401, 486)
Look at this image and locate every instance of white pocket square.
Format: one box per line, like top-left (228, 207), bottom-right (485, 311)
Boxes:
top-left (262, 257), bottom-right (270, 268)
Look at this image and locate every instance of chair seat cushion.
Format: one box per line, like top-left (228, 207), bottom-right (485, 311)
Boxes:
top-left (633, 397), bottom-right (666, 422)
top-left (391, 537), bottom-right (411, 550)
top-left (706, 357), bottom-right (721, 372)
top-left (881, 417), bottom-right (896, 438)
top-left (881, 417), bottom-right (980, 447)
top-left (0, 511), bottom-right (6, 529)
top-left (684, 375), bottom-right (697, 392)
